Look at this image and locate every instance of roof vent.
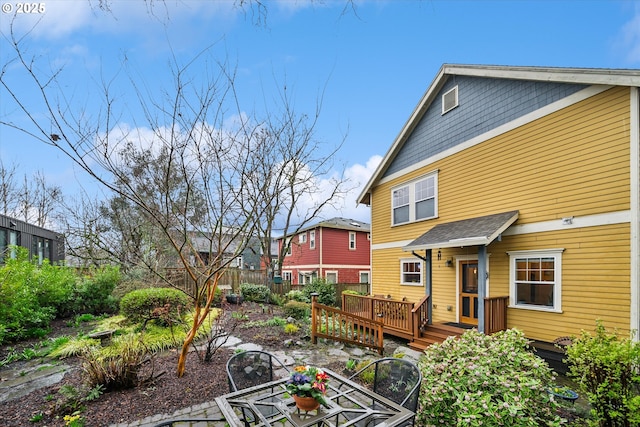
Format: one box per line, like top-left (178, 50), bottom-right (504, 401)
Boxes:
top-left (442, 86), bottom-right (459, 115)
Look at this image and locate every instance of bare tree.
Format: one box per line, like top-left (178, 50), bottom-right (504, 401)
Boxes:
top-left (0, 159), bottom-right (18, 216)
top-left (243, 86), bottom-right (351, 280)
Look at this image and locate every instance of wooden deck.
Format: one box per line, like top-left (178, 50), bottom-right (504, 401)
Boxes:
top-left (333, 293), bottom-right (508, 352)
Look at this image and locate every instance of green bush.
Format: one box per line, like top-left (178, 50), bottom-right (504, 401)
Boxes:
top-left (72, 266), bottom-right (121, 315)
top-left (565, 320), bottom-right (640, 427)
top-left (0, 247), bottom-right (76, 343)
top-left (301, 278), bottom-right (336, 306)
top-left (239, 283), bottom-right (270, 303)
top-left (417, 328), bottom-right (563, 427)
top-left (287, 290), bottom-right (306, 302)
top-left (283, 301), bottom-right (310, 320)
top-left (119, 288), bottom-right (190, 323)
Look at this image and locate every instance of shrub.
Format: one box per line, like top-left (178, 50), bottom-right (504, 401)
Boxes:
top-left (119, 288), bottom-right (190, 324)
top-left (301, 278), bottom-right (336, 306)
top-left (565, 320), bottom-right (640, 427)
top-left (72, 266), bottom-right (121, 315)
top-left (80, 336), bottom-right (147, 391)
top-left (287, 290), bottom-right (306, 303)
top-left (239, 283), bottom-right (270, 303)
top-left (283, 323), bottom-right (299, 334)
top-left (417, 328), bottom-right (563, 427)
top-left (269, 292), bottom-right (286, 306)
top-left (283, 301), bottom-right (310, 320)
top-left (0, 247), bottom-right (75, 343)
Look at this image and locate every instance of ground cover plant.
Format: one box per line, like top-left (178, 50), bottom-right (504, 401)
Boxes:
top-left (417, 328), bottom-right (565, 426)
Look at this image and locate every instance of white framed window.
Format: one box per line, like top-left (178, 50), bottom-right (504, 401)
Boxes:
top-left (310, 230), bottom-right (316, 249)
top-left (349, 232), bottom-right (356, 250)
top-left (282, 271), bottom-right (292, 282)
top-left (299, 271), bottom-right (317, 284)
top-left (299, 233), bottom-right (307, 244)
top-left (359, 271), bottom-right (370, 284)
top-left (285, 238), bottom-right (292, 256)
top-left (508, 249), bottom-right (564, 312)
top-left (400, 259), bottom-right (422, 286)
top-left (325, 271), bottom-right (338, 284)
top-left (391, 172), bottom-right (438, 226)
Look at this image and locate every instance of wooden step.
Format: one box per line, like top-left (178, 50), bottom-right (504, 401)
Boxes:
top-left (408, 323), bottom-right (467, 352)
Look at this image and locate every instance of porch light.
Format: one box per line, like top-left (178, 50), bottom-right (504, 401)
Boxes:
top-left (437, 250), bottom-right (441, 260)
top-left (445, 259), bottom-right (453, 267)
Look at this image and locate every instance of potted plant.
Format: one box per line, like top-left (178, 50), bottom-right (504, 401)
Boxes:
top-left (286, 365), bottom-right (330, 411)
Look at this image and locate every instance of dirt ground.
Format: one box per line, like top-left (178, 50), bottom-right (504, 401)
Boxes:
top-left (0, 302), bottom-right (338, 427)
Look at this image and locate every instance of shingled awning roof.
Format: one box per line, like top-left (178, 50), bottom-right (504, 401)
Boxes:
top-left (403, 210), bottom-right (519, 252)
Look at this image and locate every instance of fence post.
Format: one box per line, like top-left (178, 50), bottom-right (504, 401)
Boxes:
top-left (311, 292), bottom-right (318, 345)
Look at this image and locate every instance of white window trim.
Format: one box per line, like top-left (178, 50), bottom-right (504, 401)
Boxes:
top-left (309, 230), bottom-right (316, 250)
top-left (359, 270), bottom-right (370, 284)
top-left (391, 171), bottom-right (438, 226)
top-left (285, 238), bottom-right (292, 256)
top-left (400, 258), bottom-right (423, 286)
top-left (282, 271), bottom-right (292, 282)
top-left (508, 248), bottom-right (564, 313)
top-left (299, 233), bottom-right (307, 244)
top-left (325, 270), bottom-right (338, 284)
top-left (349, 232), bottom-right (356, 250)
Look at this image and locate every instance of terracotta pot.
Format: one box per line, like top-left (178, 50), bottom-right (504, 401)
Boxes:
top-left (293, 395), bottom-right (320, 411)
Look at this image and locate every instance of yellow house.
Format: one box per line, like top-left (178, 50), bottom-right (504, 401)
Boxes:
top-left (357, 64), bottom-right (640, 349)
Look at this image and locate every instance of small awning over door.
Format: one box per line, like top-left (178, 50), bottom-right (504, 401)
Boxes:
top-left (403, 210), bottom-right (519, 251)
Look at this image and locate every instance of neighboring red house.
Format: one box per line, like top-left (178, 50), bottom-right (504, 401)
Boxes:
top-left (278, 217), bottom-right (371, 285)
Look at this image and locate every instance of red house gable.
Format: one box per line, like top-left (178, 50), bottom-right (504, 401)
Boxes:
top-left (278, 217), bottom-right (371, 285)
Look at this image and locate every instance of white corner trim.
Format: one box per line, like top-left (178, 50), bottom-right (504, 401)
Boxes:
top-left (630, 87), bottom-right (640, 339)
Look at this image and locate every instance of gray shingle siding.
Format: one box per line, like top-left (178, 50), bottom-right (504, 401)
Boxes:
top-left (384, 76), bottom-right (587, 177)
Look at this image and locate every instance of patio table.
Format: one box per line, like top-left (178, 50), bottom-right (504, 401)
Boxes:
top-left (214, 368), bottom-right (414, 427)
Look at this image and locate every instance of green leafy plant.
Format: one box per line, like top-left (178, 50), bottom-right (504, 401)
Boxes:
top-left (283, 301), bottom-right (310, 320)
top-left (80, 336), bottom-right (148, 391)
top-left (417, 328), bottom-right (563, 427)
top-left (119, 287), bottom-right (190, 324)
top-left (29, 412), bottom-right (44, 422)
top-left (72, 266), bottom-right (121, 315)
top-left (284, 323), bottom-right (299, 334)
top-left (239, 283), bottom-right (271, 303)
top-left (565, 320), bottom-right (640, 427)
top-left (286, 365), bottom-right (330, 405)
top-left (301, 278), bottom-right (336, 306)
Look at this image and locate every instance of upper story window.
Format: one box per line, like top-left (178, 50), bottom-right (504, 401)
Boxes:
top-left (1, 228), bottom-right (20, 261)
top-left (392, 172), bottom-right (438, 226)
top-left (299, 233), bottom-right (307, 244)
top-left (309, 230), bottom-right (316, 250)
top-left (285, 238), bottom-right (292, 256)
top-left (508, 249), bottom-right (564, 313)
top-left (349, 232), bottom-right (356, 250)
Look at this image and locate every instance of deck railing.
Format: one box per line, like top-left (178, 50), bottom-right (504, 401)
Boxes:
top-left (411, 294), bottom-right (430, 338)
top-left (311, 294), bottom-right (384, 354)
top-left (484, 295), bottom-right (509, 334)
top-left (341, 293), bottom-right (414, 339)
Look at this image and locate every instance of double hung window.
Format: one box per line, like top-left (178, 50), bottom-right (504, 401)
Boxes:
top-left (392, 172), bottom-right (437, 225)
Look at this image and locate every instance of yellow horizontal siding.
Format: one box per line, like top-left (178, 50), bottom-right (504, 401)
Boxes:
top-left (371, 87), bottom-right (631, 244)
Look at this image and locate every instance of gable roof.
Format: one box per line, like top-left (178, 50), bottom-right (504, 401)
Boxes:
top-left (358, 64), bottom-right (640, 205)
top-left (281, 217), bottom-right (371, 239)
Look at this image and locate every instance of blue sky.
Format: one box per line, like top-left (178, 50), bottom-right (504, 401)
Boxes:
top-left (1, 0), bottom-right (639, 226)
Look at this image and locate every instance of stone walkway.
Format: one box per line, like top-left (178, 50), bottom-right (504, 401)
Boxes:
top-left (108, 336), bottom-right (423, 427)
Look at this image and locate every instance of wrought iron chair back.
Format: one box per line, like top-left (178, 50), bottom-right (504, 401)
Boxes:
top-left (226, 350), bottom-right (290, 392)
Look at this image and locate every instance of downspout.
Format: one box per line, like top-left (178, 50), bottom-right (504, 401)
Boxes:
top-left (631, 86), bottom-right (640, 340)
top-left (477, 245), bottom-right (487, 334)
top-left (412, 250), bottom-right (432, 325)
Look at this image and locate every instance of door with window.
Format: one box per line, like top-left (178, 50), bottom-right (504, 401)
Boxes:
top-left (459, 261), bottom-right (479, 325)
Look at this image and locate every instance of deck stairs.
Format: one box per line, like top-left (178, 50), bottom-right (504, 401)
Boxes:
top-left (408, 323), bottom-right (467, 352)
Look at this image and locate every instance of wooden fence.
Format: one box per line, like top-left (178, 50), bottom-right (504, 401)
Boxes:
top-left (165, 268), bottom-right (268, 293)
top-left (267, 282), bottom-right (370, 308)
top-left (484, 296), bottom-right (509, 334)
top-left (310, 294), bottom-right (384, 355)
top-left (341, 293), bottom-right (415, 339)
